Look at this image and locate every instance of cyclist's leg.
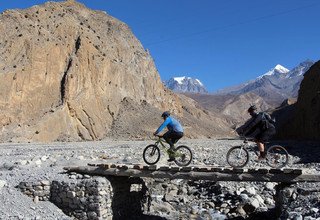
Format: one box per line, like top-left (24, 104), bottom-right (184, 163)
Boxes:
top-left (163, 131), bottom-right (174, 149)
top-left (163, 131), bottom-right (176, 161)
top-left (171, 132), bottom-right (184, 147)
top-left (256, 128), bottom-right (275, 158)
top-left (254, 133), bottom-right (266, 158)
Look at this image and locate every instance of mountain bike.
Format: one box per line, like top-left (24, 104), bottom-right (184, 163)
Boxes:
top-left (226, 137), bottom-right (289, 168)
top-left (143, 136), bottom-right (193, 166)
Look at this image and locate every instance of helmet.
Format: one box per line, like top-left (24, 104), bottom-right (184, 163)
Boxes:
top-left (247, 105), bottom-right (257, 113)
top-left (161, 111), bottom-right (170, 118)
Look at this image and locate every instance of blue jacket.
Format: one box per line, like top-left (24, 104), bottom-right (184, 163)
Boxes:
top-left (155, 116), bottom-right (183, 134)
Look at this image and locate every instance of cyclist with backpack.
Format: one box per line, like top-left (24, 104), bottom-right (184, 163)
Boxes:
top-left (236, 105), bottom-right (276, 160)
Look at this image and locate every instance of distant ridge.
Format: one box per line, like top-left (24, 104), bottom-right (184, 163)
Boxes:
top-left (184, 60), bottom-right (315, 125)
top-left (215, 60), bottom-right (314, 105)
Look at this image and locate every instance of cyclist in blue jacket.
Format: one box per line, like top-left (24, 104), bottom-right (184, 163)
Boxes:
top-left (154, 111), bottom-right (184, 161)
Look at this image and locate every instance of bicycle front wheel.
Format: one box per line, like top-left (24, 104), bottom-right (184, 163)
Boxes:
top-left (266, 145), bottom-right (289, 168)
top-left (226, 146), bottom-right (249, 168)
top-left (174, 145), bottom-right (193, 166)
top-left (143, 144), bottom-right (160, 165)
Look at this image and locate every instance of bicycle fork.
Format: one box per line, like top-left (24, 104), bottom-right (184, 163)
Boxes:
top-left (150, 144), bottom-right (159, 156)
top-left (237, 146), bottom-right (245, 158)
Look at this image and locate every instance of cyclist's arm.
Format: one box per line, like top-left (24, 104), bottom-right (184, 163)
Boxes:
top-left (154, 118), bottom-right (171, 135)
top-left (242, 115), bottom-right (262, 135)
top-left (265, 112), bottom-right (276, 124)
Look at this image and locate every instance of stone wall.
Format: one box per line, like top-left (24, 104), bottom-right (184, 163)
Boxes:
top-left (50, 178), bottom-right (112, 219)
top-left (17, 180), bottom-right (51, 202)
top-left (17, 178), bottom-right (113, 219)
top-left (17, 176), bottom-right (150, 220)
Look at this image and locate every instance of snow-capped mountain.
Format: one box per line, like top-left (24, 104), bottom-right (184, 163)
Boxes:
top-left (164, 76), bottom-right (208, 93)
top-left (257, 64), bottom-right (289, 79)
top-left (216, 60), bottom-right (315, 105)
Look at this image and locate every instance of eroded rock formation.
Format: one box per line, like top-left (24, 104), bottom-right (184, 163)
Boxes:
top-left (0, 0), bottom-right (231, 142)
top-left (276, 61), bottom-right (320, 140)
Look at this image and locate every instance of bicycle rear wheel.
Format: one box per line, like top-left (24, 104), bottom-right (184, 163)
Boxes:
top-left (266, 145), bottom-right (289, 168)
top-left (174, 145), bottom-right (193, 166)
top-left (143, 144), bottom-right (160, 165)
top-left (226, 146), bottom-right (249, 168)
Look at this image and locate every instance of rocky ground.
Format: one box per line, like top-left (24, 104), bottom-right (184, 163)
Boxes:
top-left (0, 138), bottom-right (319, 219)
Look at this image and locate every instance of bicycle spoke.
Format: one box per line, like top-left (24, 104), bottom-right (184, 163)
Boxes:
top-left (266, 145), bottom-right (289, 168)
top-left (174, 146), bottom-right (192, 166)
top-left (143, 145), bottom-right (160, 165)
top-left (227, 146), bottom-right (249, 168)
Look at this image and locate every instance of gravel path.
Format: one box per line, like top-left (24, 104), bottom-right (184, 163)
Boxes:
top-left (0, 139), bottom-right (319, 219)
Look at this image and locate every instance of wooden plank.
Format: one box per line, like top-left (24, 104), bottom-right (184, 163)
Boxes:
top-left (180, 167), bottom-right (192, 172)
top-left (159, 166), bottom-right (170, 171)
top-left (147, 165), bottom-right (157, 171)
top-left (269, 169), bottom-right (284, 174)
top-left (100, 164), bottom-right (110, 169)
top-left (211, 167), bottom-right (224, 172)
top-left (88, 163), bottom-right (99, 167)
top-left (247, 168), bottom-right (260, 173)
top-left (194, 166), bottom-right (210, 172)
top-left (293, 169), bottom-right (303, 175)
top-left (232, 168), bottom-right (244, 173)
top-left (64, 166), bottom-right (320, 183)
top-left (283, 169), bottom-right (295, 174)
top-left (118, 165), bottom-right (129, 170)
top-left (192, 167), bottom-right (200, 172)
top-left (198, 167), bottom-right (210, 172)
top-left (257, 168), bottom-right (269, 174)
top-left (223, 168), bottom-right (235, 173)
top-left (170, 167), bottom-right (181, 172)
top-left (142, 166), bottom-right (150, 170)
top-left (133, 164), bottom-right (143, 170)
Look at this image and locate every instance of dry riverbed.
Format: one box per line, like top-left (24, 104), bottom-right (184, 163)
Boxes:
top-left (0, 139), bottom-right (319, 219)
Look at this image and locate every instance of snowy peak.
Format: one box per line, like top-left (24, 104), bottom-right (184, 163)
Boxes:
top-left (215, 60), bottom-right (315, 105)
top-left (165, 76), bottom-right (207, 93)
top-left (258, 64), bottom-right (289, 79)
top-left (274, 64), bottom-right (289, 73)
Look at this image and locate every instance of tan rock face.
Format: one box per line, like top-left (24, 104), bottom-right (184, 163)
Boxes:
top-left (0, 1), bottom-right (182, 142)
top-left (277, 61), bottom-right (320, 140)
top-left (0, 1), bottom-right (179, 140)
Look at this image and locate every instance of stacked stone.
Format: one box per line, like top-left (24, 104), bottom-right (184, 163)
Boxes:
top-left (145, 179), bottom-right (279, 219)
top-left (50, 178), bottom-right (112, 220)
top-left (17, 180), bottom-right (51, 202)
top-left (17, 178), bottom-right (113, 219)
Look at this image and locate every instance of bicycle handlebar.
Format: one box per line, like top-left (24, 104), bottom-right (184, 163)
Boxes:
top-left (219, 136), bottom-right (255, 142)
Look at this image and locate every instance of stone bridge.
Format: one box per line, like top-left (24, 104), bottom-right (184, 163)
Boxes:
top-left (62, 163), bottom-right (320, 219)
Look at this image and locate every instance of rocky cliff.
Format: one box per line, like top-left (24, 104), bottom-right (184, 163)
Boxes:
top-left (0, 0), bottom-right (232, 142)
top-left (276, 61), bottom-right (320, 140)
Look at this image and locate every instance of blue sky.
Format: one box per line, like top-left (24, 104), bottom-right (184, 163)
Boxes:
top-left (1, 0), bottom-right (320, 92)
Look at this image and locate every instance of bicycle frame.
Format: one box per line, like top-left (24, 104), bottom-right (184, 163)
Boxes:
top-left (238, 138), bottom-right (260, 156)
top-left (154, 137), bottom-right (171, 153)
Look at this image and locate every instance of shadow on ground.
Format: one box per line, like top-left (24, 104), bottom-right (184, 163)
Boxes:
top-left (273, 140), bottom-right (320, 164)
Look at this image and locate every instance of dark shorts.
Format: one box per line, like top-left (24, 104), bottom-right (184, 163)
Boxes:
top-left (163, 131), bottom-right (184, 147)
top-left (255, 128), bottom-right (276, 143)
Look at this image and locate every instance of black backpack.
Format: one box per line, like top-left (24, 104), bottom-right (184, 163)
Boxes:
top-left (260, 112), bottom-right (276, 130)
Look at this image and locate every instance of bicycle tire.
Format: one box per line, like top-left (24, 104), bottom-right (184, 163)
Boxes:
top-left (174, 145), bottom-right (193, 166)
top-left (226, 146), bottom-right (249, 168)
top-left (266, 145), bottom-right (289, 168)
top-left (143, 144), bottom-right (160, 165)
